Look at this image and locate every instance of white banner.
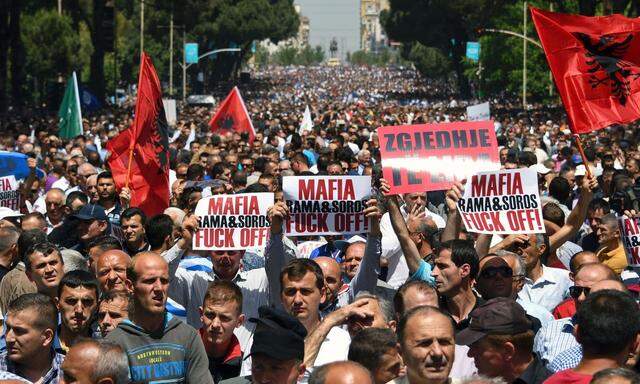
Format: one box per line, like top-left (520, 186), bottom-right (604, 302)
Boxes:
top-left (467, 102), bottom-right (491, 121)
top-left (163, 99), bottom-right (177, 126)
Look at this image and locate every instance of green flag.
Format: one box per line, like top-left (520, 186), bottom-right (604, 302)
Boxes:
top-left (58, 72), bottom-right (83, 139)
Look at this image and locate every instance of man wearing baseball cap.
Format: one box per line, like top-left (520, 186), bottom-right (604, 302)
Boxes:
top-left (70, 204), bottom-right (120, 254)
top-left (221, 305), bottom-right (307, 384)
top-left (457, 297), bottom-right (551, 384)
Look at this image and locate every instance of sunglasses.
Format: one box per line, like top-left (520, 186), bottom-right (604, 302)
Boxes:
top-left (480, 266), bottom-right (513, 279)
top-left (569, 286), bottom-right (591, 299)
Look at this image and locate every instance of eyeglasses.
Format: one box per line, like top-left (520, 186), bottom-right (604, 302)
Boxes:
top-left (569, 286), bottom-right (591, 299)
top-left (479, 266), bottom-right (513, 279)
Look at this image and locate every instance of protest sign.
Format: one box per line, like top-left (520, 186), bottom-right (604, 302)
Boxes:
top-left (457, 168), bottom-right (545, 235)
top-left (467, 102), bottom-right (491, 121)
top-left (283, 176), bottom-right (371, 236)
top-left (162, 99), bottom-right (177, 126)
top-left (193, 193), bottom-right (273, 250)
top-left (377, 121), bottom-right (500, 194)
top-left (618, 216), bottom-right (640, 266)
top-left (0, 176), bottom-right (20, 210)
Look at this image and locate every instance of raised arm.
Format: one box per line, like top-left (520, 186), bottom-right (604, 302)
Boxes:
top-left (265, 201), bottom-right (293, 309)
top-left (549, 175), bottom-right (597, 252)
top-left (441, 181), bottom-right (465, 242)
top-left (349, 198), bottom-right (382, 300)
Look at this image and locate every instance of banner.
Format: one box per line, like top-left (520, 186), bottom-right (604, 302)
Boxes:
top-left (283, 176), bottom-right (371, 236)
top-left (193, 193), bottom-right (273, 250)
top-left (466, 42), bottom-right (480, 61)
top-left (618, 216), bottom-right (640, 266)
top-left (0, 152), bottom-right (44, 180)
top-left (162, 99), bottom-right (177, 126)
top-left (0, 176), bottom-right (20, 210)
top-left (377, 121), bottom-right (500, 194)
top-left (58, 71), bottom-right (83, 140)
top-left (467, 102), bottom-right (490, 121)
top-left (457, 168), bottom-right (545, 234)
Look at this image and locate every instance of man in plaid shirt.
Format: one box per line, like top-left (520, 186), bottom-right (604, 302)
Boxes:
top-left (0, 293), bottom-right (64, 384)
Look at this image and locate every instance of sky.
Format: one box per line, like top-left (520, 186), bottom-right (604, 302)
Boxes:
top-left (294, 0), bottom-right (360, 60)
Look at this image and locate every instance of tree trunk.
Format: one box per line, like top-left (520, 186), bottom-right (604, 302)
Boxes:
top-left (0, 0), bottom-right (9, 113)
top-left (9, 0), bottom-right (24, 109)
top-left (90, 0), bottom-right (106, 102)
top-left (453, 39), bottom-right (470, 99)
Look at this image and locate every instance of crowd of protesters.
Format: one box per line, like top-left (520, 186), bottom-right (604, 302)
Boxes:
top-left (1, 65), bottom-right (640, 384)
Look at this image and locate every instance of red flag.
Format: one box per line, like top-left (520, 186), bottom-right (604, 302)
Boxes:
top-left (106, 53), bottom-right (169, 217)
top-left (531, 7), bottom-right (640, 134)
top-left (209, 86), bottom-right (255, 141)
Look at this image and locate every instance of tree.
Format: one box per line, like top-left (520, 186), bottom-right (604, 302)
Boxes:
top-left (21, 9), bottom-right (81, 104)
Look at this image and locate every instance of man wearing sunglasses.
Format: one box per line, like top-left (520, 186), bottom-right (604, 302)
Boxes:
top-left (534, 263), bottom-right (617, 367)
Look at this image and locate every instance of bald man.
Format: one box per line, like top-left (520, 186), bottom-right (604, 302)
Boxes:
top-left (547, 279), bottom-right (630, 373)
top-left (106, 252), bottom-right (213, 383)
top-left (61, 339), bottom-right (129, 384)
top-left (44, 188), bottom-right (66, 233)
top-left (535, 263), bottom-right (619, 365)
top-left (95, 250), bottom-right (131, 293)
top-left (309, 361), bottom-right (374, 384)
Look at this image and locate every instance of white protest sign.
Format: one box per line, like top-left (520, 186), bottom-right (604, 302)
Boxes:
top-left (162, 99), bottom-right (177, 126)
top-left (457, 168), bottom-right (545, 234)
top-left (193, 193), bottom-right (274, 250)
top-left (0, 176), bottom-right (20, 210)
top-left (283, 176), bottom-right (371, 236)
top-left (618, 216), bottom-right (640, 266)
top-left (467, 102), bottom-right (491, 121)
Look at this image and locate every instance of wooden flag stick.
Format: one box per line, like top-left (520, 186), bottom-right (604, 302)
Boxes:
top-left (125, 148), bottom-right (134, 189)
top-left (573, 134), bottom-right (592, 179)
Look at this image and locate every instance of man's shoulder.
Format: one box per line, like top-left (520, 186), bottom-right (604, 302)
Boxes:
top-left (326, 325), bottom-right (351, 343)
top-left (542, 265), bottom-right (571, 281)
top-left (220, 376), bottom-right (252, 384)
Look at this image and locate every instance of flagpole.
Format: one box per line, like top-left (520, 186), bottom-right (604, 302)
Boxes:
top-left (126, 53), bottom-right (147, 189)
top-left (573, 134), bottom-right (592, 179)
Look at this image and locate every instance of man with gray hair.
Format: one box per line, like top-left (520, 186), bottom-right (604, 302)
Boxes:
top-left (595, 213), bottom-right (627, 274)
top-left (0, 226), bottom-right (20, 282)
top-left (61, 339), bottom-right (129, 384)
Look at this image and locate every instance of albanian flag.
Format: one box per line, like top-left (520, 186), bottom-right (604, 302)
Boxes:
top-left (209, 86), bottom-right (255, 142)
top-left (106, 53), bottom-right (170, 217)
top-left (531, 7), bottom-right (640, 134)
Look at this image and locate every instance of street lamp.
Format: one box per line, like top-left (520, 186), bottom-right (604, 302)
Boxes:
top-left (179, 48), bottom-right (241, 102)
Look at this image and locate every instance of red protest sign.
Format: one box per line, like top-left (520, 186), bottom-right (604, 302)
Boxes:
top-left (458, 168), bottom-right (545, 235)
top-left (619, 216), bottom-right (640, 266)
top-left (193, 193), bottom-right (273, 250)
top-left (377, 121), bottom-right (500, 194)
top-left (283, 176), bottom-right (371, 236)
top-left (0, 176), bottom-right (20, 210)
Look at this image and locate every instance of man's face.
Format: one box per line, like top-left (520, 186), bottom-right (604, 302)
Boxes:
top-left (510, 234), bottom-right (542, 271)
top-left (563, 171), bottom-right (576, 190)
top-left (403, 193), bottom-right (426, 211)
top-left (597, 222), bottom-right (619, 245)
top-left (401, 286), bottom-right (439, 314)
top-left (499, 149), bottom-right (509, 164)
top-left (97, 297), bottom-right (129, 337)
top-left (431, 249), bottom-right (464, 297)
top-left (327, 164), bottom-right (343, 175)
top-left (572, 266), bottom-right (609, 308)
top-left (342, 243), bottom-right (365, 280)
top-left (281, 271), bottom-right (325, 323)
top-left (476, 257), bottom-right (513, 300)
top-left (133, 257), bottom-right (170, 315)
top-left (122, 215), bottom-right (145, 246)
top-left (57, 285), bottom-right (98, 335)
top-left (61, 343), bottom-right (98, 384)
top-left (374, 347), bottom-right (403, 384)
top-left (97, 177), bottom-right (116, 200)
top-left (200, 300), bottom-right (244, 347)
top-left (28, 250), bottom-right (64, 294)
top-left (96, 251), bottom-right (130, 293)
top-left (5, 308), bottom-right (53, 364)
top-left (401, 313), bottom-right (455, 383)
top-left (77, 219), bottom-right (107, 241)
top-left (210, 250), bottom-right (243, 278)
top-left (252, 354), bottom-right (303, 384)
top-left (588, 208), bottom-right (606, 233)
top-left (316, 258), bottom-right (342, 305)
top-left (45, 191), bottom-right (65, 222)
top-left (86, 176), bottom-right (98, 202)
top-left (467, 337), bottom-right (507, 378)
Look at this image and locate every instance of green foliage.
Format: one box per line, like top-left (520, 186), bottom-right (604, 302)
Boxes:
top-left (21, 10), bottom-right (81, 100)
top-left (271, 45), bottom-right (325, 66)
top-left (347, 48), bottom-right (403, 67)
top-left (405, 43), bottom-right (450, 79)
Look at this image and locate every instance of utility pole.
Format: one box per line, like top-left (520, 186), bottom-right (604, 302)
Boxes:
top-left (58, 0), bottom-right (62, 14)
top-left (523, 1), bottom-right (527, 109)
top-left (169, 10), bottom-right (174, 95)
top-left (140, 0), bottom-right (144, 54)
top-left (182, 30), bottom-right (186, 102)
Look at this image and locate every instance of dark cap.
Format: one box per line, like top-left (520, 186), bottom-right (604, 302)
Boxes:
top-left (249, 306), bottom-right (307, 361)
top-left (73, 204), bottom-right (108, 221)
top-left (456, 298), bottom-right (531, 346)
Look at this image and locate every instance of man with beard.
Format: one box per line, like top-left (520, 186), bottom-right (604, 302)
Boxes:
top-left (96, 172), bottom-right (128, 226)
top-left (55, 270), bottom-right (99, 353)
